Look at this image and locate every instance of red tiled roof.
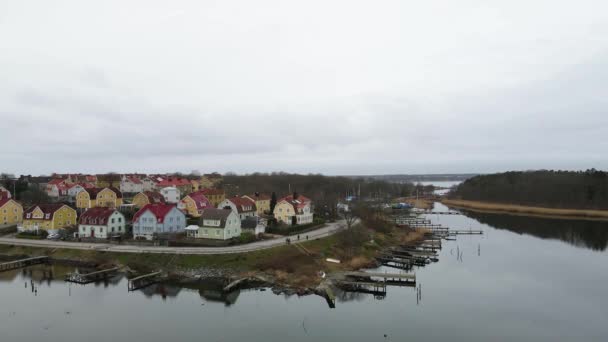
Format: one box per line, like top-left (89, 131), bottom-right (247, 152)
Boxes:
top-left (133, 203), bottom-right (177, 223)
top-left (280, 194), bottom-right (311, 212)
top-left (224, 196), bottom-right (257, 213)
top-left (48, 179), bottom-right (65, 185)
top-left (156, 177), bottom-right (191, 187)
top-left (24, 204), bottom-right (71, 220)
top-left (79, 207), bottom-right (117, 225)
top-left (126, 176), bottom-right (143, 184)
top-left (0, 198), bottom-right (15, 207)
top-left (200, 188), bottom-right (225, 196)
top-left (184, 191), bottom-right (212, 210)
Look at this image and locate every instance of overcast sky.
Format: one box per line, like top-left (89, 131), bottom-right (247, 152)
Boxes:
top-left (1, 0), bottom-right (607, 176)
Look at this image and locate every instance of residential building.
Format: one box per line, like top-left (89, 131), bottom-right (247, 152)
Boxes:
top-left (120, 176), bottom-right (144, 194)
top-left (200, 188), bottom-right (225, 207)
top-left (0, 186), bottom-right (11, 200)
top-left (273, 193), bottom-right (314, 225)
top-left (78, 207), bottom-right (126, 238)
top-left (180, 191), bottom-right (212, 217)
top-left (45, 179), bottom-right (69, 199)
top-left (155, 177), bottom-right (193, 195)
top-left (0, 198), bottom-right (23, 226)
top-left (22, 204), bottom-right (77, 232)
top-left (132, 191), bottom-right (166, 208)
top-left (76, 187), bottom-right (123, 209)
top-left (217, 196), bottom-right (257, 221)
top-left (132, 203), bottom-right (186, 240)
top-left (186, 208), bottom-right (240, 240)
top-left (241, 216), bottom-right (266, 235)
top-left (242, 193), bottom-right (271, 215)
top-left (160, 186), bottom-right (181, 204)
top-left (67, 184), bottom-right (86, 203)
top-left (141, 177), bottom-right (156, 191)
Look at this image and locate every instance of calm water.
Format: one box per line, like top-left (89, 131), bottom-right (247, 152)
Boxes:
top-left (2, 203), bottom-right (608, 341)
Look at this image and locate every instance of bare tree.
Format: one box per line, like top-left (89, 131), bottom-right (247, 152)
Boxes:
top-left (341, 208), bottom-right (357, 230)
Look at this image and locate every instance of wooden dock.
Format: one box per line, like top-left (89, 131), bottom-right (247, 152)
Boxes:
top-left (0, 256), bottom-right (48, 273)
top-left (338, 271), bottom-right (416, 295)
top-left (449, 230), bottom-right (483, 235)
top-left (128, 271), bottom-right (164, 291)
top-left (65, 267), bottom-right (121, 284)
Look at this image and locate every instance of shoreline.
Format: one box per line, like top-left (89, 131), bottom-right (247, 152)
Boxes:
top-left (442, 199), bottom-right (608, 221)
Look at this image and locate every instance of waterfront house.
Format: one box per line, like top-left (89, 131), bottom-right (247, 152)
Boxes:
top-left (200, 188), bottom-right (226, 207)
top-left (76, 187), bottom-right (123, 209)
top-left (273, 193), bottom-right (313, 225)
top-left (179, 191), bottom-right (212, 217)
top-left (242, 193), bottom-right (271, 215)
top-left (0, 198), bottom-right (23, 226)
top-left (120, 176), bottom-right (144, 194)
top-left (132, 191), bottom-right (166, 208)
top-left (78, 207), bottom-right (126, 238)
top-left (160, 186), bottom-right (181, 204)
top-left (22, 203), bottom-right (77, 233)
top-left (132, 203), bottom-right (186, 240)
top-left (217, 196), bottom-right (257, 221)
top-left (186, 208), bottom-right (241, 240)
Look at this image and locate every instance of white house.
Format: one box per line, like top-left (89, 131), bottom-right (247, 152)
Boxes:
top-left (0, 186), bottom-right (11, 199)
top-left (141, 177), bottom-right (156, 191)
top-left (160, 186), bottom-right (181, 204)
top-left (217, 197), bottom-right (257, 221)
top-left (132, 203), bottom-right (186, 240)
top-left (187, 208), bottom-right (241, 240)
top-left (67, 184), bottom-right (86, 202)
top-left (78, 207), bottom-right (126, 239)
top-left (120, 176), bottom-right (144, 194)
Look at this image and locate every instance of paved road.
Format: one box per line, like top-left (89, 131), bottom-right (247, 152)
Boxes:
top-left (0, 221), bottom-right (346, 255)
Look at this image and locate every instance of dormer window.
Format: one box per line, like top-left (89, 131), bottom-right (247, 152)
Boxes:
top-left (45, 213), bottom-right (50, 219)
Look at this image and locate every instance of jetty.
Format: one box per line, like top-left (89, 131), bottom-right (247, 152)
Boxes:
top-left (128, 271), bottom-right (164, 291)
top-left (0, 256), bottom-right (48, 273)
top-left (449, 230), bottom-right (483, 235)
top-left (337, 271), bottom-right (416, 296)
top-left (65, 267), bottom-right (121, 284)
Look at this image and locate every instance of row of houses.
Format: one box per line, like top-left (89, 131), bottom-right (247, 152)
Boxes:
top-left (1, 188), bottom-right (313, 241)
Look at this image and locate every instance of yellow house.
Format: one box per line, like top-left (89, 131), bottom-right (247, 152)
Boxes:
top-left (0, 199), bottom-right (23, 226)
top-left (132, 191), bottom-right (165, 208)
top-left (76, 187), bottom-right (123, 209)
top-left (180, 191), bottom-right (212, 217)
top-left (22, 203), bottom-right (77, 231)
top-left (95, 174), bottom-right (121, 188)
top-left (200, 188), bottom-right (226, 207)
top-left (242, 193), bottom-right (271, 215)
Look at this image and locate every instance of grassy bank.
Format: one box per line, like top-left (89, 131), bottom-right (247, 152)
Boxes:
top-left (0, 224), bottom-right (424, 289)
top-left (442, 199), bottom-right (608, 221)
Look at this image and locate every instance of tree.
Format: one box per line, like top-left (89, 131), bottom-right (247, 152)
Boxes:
top-left (270, 192), bottom-right (277, 214)
top-left (340, 208), bottom-right (357, 230)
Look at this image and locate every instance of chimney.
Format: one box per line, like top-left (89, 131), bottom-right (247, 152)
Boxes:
top-left (293, 192), bottom-right (298, 200)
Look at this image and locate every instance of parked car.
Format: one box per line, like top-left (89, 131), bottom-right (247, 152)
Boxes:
top-left (47, 233), bottom-right (60, 240)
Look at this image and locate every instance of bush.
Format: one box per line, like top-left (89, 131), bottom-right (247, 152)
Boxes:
top-left (16, 230), bottom-right (48, 240)
top-left (231, 232), bottom-right (257, 245)
top-left (266, 217), bottom-right (326, 236)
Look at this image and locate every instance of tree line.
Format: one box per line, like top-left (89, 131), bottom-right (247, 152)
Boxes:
top-left (448, 170), bottom-right (608, 210)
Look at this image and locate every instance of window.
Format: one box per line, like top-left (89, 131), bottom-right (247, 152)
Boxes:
top-left (118, 217), bottom-right (122, 223)
top-left (112, 227), bottom-right (115, 232)
top-left (111, 218), bottom-right (115, 223)
top-left (100, 228), bottom-right (103, 233)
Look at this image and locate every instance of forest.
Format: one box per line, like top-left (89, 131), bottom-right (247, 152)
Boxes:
top-left (448, 170), bottom-right (608, 210)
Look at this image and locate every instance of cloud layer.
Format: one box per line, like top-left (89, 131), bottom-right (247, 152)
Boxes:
top-left (1, 0), bottom-right (607, 175)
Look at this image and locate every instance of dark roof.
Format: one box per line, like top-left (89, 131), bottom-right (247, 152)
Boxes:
top-left (199, 208), bottom-right (232, 228)
top-left (224, 197), bottom-right (257, 213)
top-left (143, 191), bottom-right (165, 204)
top-left (245, 193), bottom-right (271, 201)
top-left (200, 188), bottom-right (225, 196)
top-left (24, 203), bottom-right (71, 220)
top-left (85, 187), bottom-right (123, 199)
top-left (241, 216), bottom-right (258, 229)
top-left (79, 207), bottom-right (118, 225)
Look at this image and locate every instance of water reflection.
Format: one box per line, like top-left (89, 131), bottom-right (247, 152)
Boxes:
top-left (464, 211), bottom-right (608, 251)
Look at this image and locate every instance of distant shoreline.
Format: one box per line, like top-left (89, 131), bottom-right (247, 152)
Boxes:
top-left (442, 199), bottom-right (608, 221)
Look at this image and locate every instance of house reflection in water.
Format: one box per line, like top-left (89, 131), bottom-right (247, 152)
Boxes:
top-left (141, 283), bottom-right (182, 300)
top-left (198, 288), bottom-right (240, 306)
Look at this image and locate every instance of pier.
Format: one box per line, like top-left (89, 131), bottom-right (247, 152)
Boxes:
top-left (338, 271), bottom-right (416, 296)
top-left (128, 271), bottom-right (164, 291)
top-left (0, 256), bottom-right (48, 273)
top-left (65, 267), bottom-right (121, 284)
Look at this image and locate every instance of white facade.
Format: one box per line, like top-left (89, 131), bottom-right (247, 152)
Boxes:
top-left (194, 211), bottom-right (241, 240)
top-left (120, 177), bottom-right (144, 194)
top-left (0, 186), bottom-right (11, 199)
top-left (67, 185), bottom-right (85, 202)
top-left (161, 187), bottom-right (181, 204)
top-left (78, 211), bottom-right (126, 239)
top-left (132, 206), bottom-right (186, 240)
top-left (217, 199), bottom-right (257, 221)
top-left (141, 177), bottom-right (156, 191)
